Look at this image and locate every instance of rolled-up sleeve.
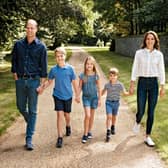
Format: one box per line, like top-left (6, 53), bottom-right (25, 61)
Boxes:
top-left (131, 51), bottom-right (138, 81)
top-left (158, 52), bottom-right (165, 85)
top-left (11, 43), bottom-right (17, 73)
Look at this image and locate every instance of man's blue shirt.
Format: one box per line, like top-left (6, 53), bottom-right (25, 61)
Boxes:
top-left (11, 37), bottom-right (48, 77)
top-left (48, 64), bottom-right (76, 100)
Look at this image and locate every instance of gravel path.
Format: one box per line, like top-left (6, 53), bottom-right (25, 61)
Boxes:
top-left (0, 46), bottom-right (166, 168)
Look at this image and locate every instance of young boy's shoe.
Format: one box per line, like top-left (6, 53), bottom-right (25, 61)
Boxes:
top-left (82, 135), bottom-right (88, 143)
top-left (133, 122), bottom-right (140, 134)
top-left (66, 126), bottom-right (71, 136)
top-left (106, 129), bottom-right (111, 142)
top-left (87, 132), bottom-right (92, 139)
top-left (56, 137), bottom-right (63, 148)
top-left (111, 125), bottom-right (115, 135)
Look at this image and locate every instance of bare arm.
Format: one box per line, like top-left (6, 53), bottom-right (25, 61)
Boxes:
top-left (13, 73), bottom-right (18, 80)
top-left (78, 78), bottom-right (83, 96)
top-left (129, 80), bottom-right (135, 95)
top-left (72, 79), bottom-right (80, 103)
top-left (101, 88), bottom-right (106, 96)
top-left (122, 89), bottom-right (130, 96)
top-left (96, 79), bottom-right (101, 107)
top-left (36, 79), bottom-right (53, 94)
top-left (159, 84), bottom-right (165, 98)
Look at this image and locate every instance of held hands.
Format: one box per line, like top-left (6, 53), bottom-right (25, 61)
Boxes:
top-left (36, 84), bottom-right (45, 95)
top-left (75, 96), bottom-right (80, 103)
top-left (129, 81), bottom-right (135, 95)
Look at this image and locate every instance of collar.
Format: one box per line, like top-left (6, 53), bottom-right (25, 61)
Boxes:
top-left (144, 48), bottom-right (156, 53)
top-left (24, 37), bottom-right (38, 45)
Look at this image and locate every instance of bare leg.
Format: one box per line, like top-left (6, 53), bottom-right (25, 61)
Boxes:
top-left (57, 111), bottom-right (64, 137)
top-left (84, 107), bottom-right (91, 135)
top-left (106, 114), bottom-right (112, 129)
top-left (112, 115), bottom-right (116, 126)
top-left (88, 108), bottom-right (95, 133)
top-left (64, 112), bottom-right (70, 126)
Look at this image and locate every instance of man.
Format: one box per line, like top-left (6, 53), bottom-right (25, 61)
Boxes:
top-left (11, 19), bottom-right (48, 150)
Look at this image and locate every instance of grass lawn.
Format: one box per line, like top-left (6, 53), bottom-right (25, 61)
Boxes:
top-left (84, 47), bottom-right (168, 164)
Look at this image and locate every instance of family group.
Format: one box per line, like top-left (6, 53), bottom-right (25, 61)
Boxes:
top-left (11, 19), bottom-right (165, 150)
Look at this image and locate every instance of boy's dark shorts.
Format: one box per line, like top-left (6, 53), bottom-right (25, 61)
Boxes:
top-left (53, 96), bottom-right (72, 113)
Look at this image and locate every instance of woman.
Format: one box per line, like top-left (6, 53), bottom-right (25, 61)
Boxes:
top-left (129, 31), bottom-right (165, 147)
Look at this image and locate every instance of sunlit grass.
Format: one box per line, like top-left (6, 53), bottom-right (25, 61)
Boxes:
top-left (0, 67), bottom-right (19, 135)
top-left (84, 47), bottom-right (168, 164)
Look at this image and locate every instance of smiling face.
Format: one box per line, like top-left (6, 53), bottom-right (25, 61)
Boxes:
top-left (84, 56), bottom-right (97, 75)
top-left (85, 59), bottom-right (94, 72)
top-left (142, 31), bottom-right (160, 50)
top-left (109, 73), bottom-right (118, 83)
top-left (26, 19), bottom-right (37, 39)
top-left (145, 33), bottom-right (155, 50)
top-left (55, 51), bottom-right (66, 66)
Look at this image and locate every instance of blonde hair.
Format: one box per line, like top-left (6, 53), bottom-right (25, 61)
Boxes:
top-left (109, 67), bottom-right (119, 75)
top-left (84, 56), bottom-right (98, 75)
top-left (55, 47), bottom-right (66, 56)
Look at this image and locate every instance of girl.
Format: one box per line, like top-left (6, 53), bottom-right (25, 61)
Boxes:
top-left (78, 56), bottom-right (101, 143)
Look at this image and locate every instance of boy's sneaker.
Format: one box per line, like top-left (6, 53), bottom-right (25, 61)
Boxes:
top-left (66, 126), bottom-right (71, 136)
top-left (133, 122), bottom-right (140, 134)
top-left (56, 137), bottom-right (63, 148)
top-left (87, 132), bottom-right (92, 139)
top-left (111, 125), bottom-right (115, 135)
top-left (144, 136), bottom-right (155, 147)
top-left (82, 135), bottom-right (88, 143)
top-left (106, 129), bottom-right (111, 142)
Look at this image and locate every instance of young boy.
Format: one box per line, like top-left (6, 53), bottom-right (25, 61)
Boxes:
top-left (37, 47), bottom-right (79, 148)
top-left (101, 67), bottom-right (129, 142)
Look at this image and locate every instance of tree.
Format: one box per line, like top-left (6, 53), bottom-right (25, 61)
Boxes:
top-left (0, 0), bottom-right (98, 49)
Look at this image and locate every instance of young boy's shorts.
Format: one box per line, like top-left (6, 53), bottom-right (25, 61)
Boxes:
top-left (106, 100), bottom-right (119, 115)
top-left (53, 96), bottom-right (72, 113)
top-left (82, 96), bottom-right (98, 109)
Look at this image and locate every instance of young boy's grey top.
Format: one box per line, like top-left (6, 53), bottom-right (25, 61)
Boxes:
top-left (103, 81), bottom-right (125, 101)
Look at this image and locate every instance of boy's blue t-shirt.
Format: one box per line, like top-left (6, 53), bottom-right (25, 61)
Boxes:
top-left (48, 63), bottom-right (76, 100)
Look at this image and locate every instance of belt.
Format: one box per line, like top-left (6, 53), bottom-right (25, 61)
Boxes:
top-left (139, 77), bottom-right (157, 80)
top-left (107, 100), bottom-right (119, 102)
top-left (18, 74), bottom-right (38, 79)
top-left (111, 100), bottom-right (119, 102)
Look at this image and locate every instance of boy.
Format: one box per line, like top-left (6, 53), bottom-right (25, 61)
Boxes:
top-left (102, 68), bottom-right (129, 142)
top-left (38, 47), bottom-right (79, 148)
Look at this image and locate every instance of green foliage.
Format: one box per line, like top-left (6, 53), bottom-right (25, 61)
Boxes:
top-left (93, 0), bottom-right (168, 36)
top-left (0, 0), bottom-right (97, 49)
top-left (0, 68), bottom-right (19, 135)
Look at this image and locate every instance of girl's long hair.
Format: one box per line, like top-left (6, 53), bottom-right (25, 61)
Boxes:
top-left (84, 56), bottom-right (98, 75)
